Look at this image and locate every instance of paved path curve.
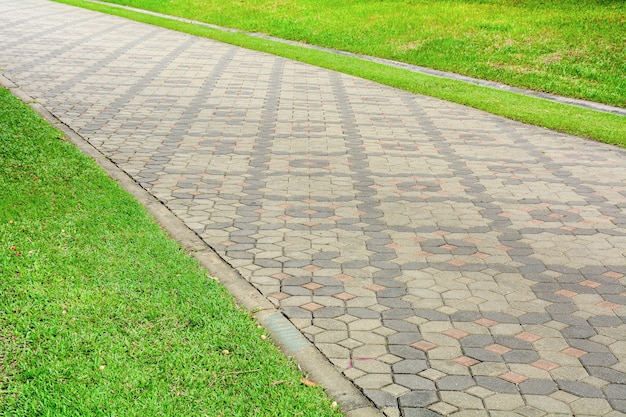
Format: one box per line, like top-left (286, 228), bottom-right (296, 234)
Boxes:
top-left (2, 1), bottom-right (626, 416)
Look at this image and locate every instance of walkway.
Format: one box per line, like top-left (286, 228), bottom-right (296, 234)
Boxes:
top-left (2, 1), bottom-right (626, 416)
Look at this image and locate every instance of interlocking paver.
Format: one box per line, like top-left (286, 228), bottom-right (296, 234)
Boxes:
top-left (2, 1), bottom-right (626, 416)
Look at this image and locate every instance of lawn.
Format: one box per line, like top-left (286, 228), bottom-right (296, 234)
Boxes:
top-left (0, 87), bottom-right (341, 417)
top-left (97, 0), bottom-right (625, 108)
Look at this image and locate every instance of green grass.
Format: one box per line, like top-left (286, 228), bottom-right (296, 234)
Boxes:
top-left (0, 87), bottom-right (341, 417)
top-left (97, 0), bottom-right (625, 108)
top-left (53, 0), bottom-right (626, 148)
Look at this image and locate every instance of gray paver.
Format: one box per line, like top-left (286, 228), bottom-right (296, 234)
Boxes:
top-left (1, 1), bottom-right (625, 416)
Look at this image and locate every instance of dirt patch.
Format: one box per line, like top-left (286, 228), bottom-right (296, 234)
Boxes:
top-left (0, 328), bottom-right (20, 401)
top-left (541, 52), bottom-right (563, 64)
top-left (396, 40), bottom-right (426, 52)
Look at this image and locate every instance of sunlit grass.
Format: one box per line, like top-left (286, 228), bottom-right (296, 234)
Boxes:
top-left (97, 0), bottom-right (625, 107)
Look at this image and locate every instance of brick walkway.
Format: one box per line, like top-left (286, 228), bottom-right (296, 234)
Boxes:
top-left (2, 1), bottom-right (626, 416)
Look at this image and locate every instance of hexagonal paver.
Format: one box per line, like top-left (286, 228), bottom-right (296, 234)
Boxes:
top-left (3, 2), bottom-right (625, 416)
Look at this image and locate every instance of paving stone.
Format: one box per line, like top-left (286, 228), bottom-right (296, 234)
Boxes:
top-left (398, 390), bottom-right (439, 408)
top-left (403, 408), bottom-right (444, 417)
top-left (579, 352), bottom-right (619, 367)
top-left (363, 389), bottom-right (398, 408)
top-left (387, 332), bottom-right (423, 345)
top-left (474, 376), bottom-right (519, 394)
top-left (610, 400), bottom-right (626, 413)
top-left (429, 401), bottom-right (459, 415)
top-left (557, 380), bottom-right (604, 398)
top-left (389, 345), bottom-right (428, 360)
top-left (355, 373), bottom-right (394, 390)
top-left (394, 374), bottom-right (437, 391)
top-left (392, 359), bottom-right (429, 374)
top-left (436, 376), bottom-right (476, 391)
top-left (519, 379), bottom-right (559, 395)
top-left (603, 384), bottom-right (626, 400)
top-left (4, 3), bottom-right (626, 416)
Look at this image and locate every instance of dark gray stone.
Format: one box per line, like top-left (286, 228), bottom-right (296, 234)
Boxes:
top-left (550, 314), bottom-right (589, 326)
top-left (519, 379), bottom-right (558, 395)
top-left (312, 307), bottom-right (345, 318)
top-left (450, 311), bottom-right (482, 322)
top-left (384, 319), bottom-right (419, 332)
top-left (463, 348), bottom-right (504, 363)
top-left (392, 359), bottom-right (429, 374)
top-left (398, 390), bottom-right (438, 407)
top-left (483, 312), bottom-right (519, 324)
top-left (587, 367), bottom-right (626, 384)
top-left (561, 326), bottom-right (597, 339)
top-left (280, 306), bottom-right (312, 319)
top-left (382, 308), bottom-right (415, 319)
top-left (569, 339), bottom-right (612, 353)
top-left (362, 389), bottom-right (398, 408)
top-left (579, 352), bottom-right (618, 367)
top-left (545, 303), bottom-right (577, 315)
top-left (281, 286), bottom-right (311, 296)
top-left (388, 345), bottom-right (427, 360)
top-left (557, 380), bottom-right (603, 398)
top-left (475, 376), bottom-right (518, 394)
top-left (609, 399), bottom-right (626, 413)
top-left (519, 312), bottom-right (552, 324)
top-left (603, 384), bottom-right (626, 400)
top-left (377, 287), bottom-right (408, 297)
top-left (313, 286), bottom-right (343, 296)
top-left (494, 336), bottom-right (533, 350)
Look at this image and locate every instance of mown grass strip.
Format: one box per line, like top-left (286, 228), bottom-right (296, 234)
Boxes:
top-left (0, 87), bottom-right (341, 417)
top-left (54, 0), bottom-right (625, 147)
top-left (95, 0), bottom-right (626, 108)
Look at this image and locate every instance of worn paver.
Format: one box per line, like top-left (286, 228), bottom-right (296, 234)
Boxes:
top-left (2, 1), bottom-right (626, 416)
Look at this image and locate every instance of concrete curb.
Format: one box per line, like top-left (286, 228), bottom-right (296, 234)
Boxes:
top-left (0, 74), bottom-right (383, 416)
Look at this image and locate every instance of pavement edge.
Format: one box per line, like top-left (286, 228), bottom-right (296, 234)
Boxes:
top-left (0, 74), bottom-right (384, 417)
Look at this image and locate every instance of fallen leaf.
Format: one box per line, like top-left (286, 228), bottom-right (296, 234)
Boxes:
top-left (300, 378), bottom-right (317, 387)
